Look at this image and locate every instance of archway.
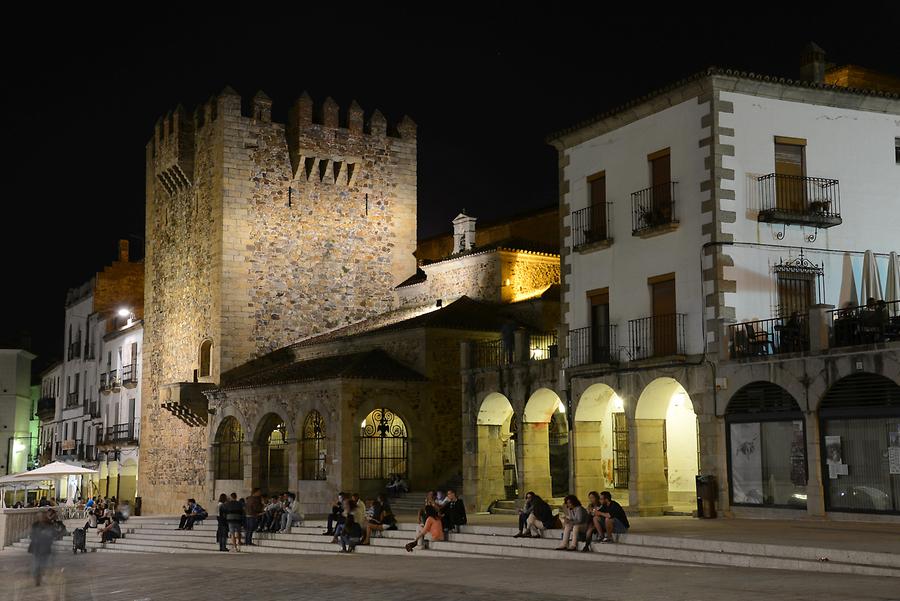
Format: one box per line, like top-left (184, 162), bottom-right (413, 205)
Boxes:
top-left (301, 411), bottom-right (326, 481)
top-left (359, 408), bottom-right (408, 483)
top-left (634, 378), bottom-right (698, 514)
top-left (819, 373), bottom-right (900, 514)
top-left (726, 382), bottom-right (806, 508)
top-left (213, 416), bottom-right (244, 482)
top-left (254, 413), bottom-right (288, 495)
top-left (574, 384), bottom-right (627, 495)
top-left (523, 388), bottom-right (568, 499)
top-left (476, 393), bottom-right (517, 509)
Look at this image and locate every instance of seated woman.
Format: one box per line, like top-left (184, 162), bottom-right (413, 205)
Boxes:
top-left (522, 494), bottom-right (555, 539)
top-left (361, 493), bottom-right (397, 544)
top-left (405, 505), bottom-right (443, 552)
top-left (338, 514), bottom-right (363, 553)
top-left (98, 517), bottom-right (121, 543)
top-left (556, 495), bottom-right (589, 551)
top-left (581, 491), bottom-right (604, 552)
top-left (416, 491), bottom-right (437, 526)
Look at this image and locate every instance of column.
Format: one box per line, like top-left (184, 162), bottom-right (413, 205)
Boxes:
top-left (804, 412), bottom-right (826, 517)
top-left (633, 419), bottom-right (668, 515)
top-left (521, 422), bottom-right (551, 499)
top-left (573, 421), bottom-right (605, 494)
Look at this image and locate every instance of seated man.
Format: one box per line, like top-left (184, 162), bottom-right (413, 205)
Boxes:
top-left (338, 514), bottom-right (363, 553)
top-left (595, 491), bottom-right (629, 543)
top-left (178, 499), bottom-right (196, 529)
top-left (98, 517), bottom-right (122, 543)
top-left (440, 489), bottom-right (467, 534)
top-left (279, 493), bottom-right (302, 533)
top-left (323, 492), bottom-right (346, 536)
top-left (181, 499), bottom-right (208, 531)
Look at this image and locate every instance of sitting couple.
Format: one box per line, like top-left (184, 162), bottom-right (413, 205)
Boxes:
top-left (557, 491), bottom-right (629, 551)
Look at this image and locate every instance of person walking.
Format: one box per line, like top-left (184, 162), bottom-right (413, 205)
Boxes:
top-left (29, 511), bottom-right (56, 586)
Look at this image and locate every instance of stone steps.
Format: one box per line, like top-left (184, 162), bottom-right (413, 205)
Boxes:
top-left (9, 518), bottom-right (897, 577)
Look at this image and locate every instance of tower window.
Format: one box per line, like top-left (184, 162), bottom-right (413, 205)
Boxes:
top-left (199, 340), bottom-right (212, 378)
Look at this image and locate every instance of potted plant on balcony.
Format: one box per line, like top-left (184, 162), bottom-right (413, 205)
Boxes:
top-left (808, 199), bottom-right (831, 215)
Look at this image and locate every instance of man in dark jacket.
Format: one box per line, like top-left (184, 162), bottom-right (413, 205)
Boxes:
top-left (244, 488), bottom-right (263, 546)
top-left (441, 489), bottom-right (467, 533)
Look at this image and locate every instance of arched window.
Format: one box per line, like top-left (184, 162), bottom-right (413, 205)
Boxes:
top-left (213, 416), bottom-right (243, 481)
top-left (359, 408), bottom-right (408, 480)
top-left (301, 411), bottom-right (326, 481)
top-left (199, 340), bottom-right (212, 378)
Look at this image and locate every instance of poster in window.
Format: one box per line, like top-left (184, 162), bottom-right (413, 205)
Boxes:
top-left (790, 420), bottom-right (807, 486)
top-left (889, 429), bottom-right (900, 476)
top-left (825, 435), bottom-right (848, 479)
top-left (730, 422), bottom-right (763, 504)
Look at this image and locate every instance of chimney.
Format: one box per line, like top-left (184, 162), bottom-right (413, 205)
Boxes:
top-left (118, 239), bottom-right (129, 262)
top-left (452, 211), bottom-right (477, 254)
top-left (800, 42), bottom-right (826, 84)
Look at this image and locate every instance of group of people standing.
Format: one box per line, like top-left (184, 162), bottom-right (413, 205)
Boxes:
top-left (214, 489), bottom-right (303, 552)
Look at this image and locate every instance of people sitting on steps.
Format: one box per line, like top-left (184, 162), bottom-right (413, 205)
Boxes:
top-left (98, 516), bottom-right (121, 543)
top-left (405, 504), bottom-right (443, 552)
top-left (361, 493), bottom-right (397, 545)
top-left (440, 489), bottom-right (467, 534)
top-left (594, 490), bottom-right (629, 544)
top-left (520, 492), bottom-right (555, 539)
top-left (323, 492), bottom-right (347, 536)
top-left (338, 513), bottom-right (363, 553)
top-left (177, 498), bottom-right (207, 530)
top-left (513, 491), bottom-right (535, 537)
top-left (556, 494), bottom-right (589, 551)
top-left (279, 492), bottom-right (303, 533)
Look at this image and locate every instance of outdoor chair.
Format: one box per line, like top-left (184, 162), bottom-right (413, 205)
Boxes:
top-left (745, 323), bottom-right (774, 355)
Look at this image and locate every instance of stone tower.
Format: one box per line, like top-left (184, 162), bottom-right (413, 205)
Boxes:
top-left (139, 87), bottom-right (417, 513)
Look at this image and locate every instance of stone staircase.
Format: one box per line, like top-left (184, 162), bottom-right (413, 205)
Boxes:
top-left (6, 517), bottom-right (899, 577)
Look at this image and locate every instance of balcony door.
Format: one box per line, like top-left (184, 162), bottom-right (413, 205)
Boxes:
top-left (589, 289), bottom-right (610, 363)
top-left (649, 149), bottom-right (671, 222)
top-left (651, 275), bottom-right (677, 357)
top-left (587, 172), bottom-right (607, 242)
top-left (774, 137), bottom-right (806, 212)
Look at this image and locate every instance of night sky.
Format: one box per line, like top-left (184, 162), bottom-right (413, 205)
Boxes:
top-left (4, 6), bottom-right (898, 375)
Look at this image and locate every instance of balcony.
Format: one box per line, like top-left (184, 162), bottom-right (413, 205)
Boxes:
top-left (529, 331), bottom-right (558, 361)
top-left (566, 325), bottom-right (618, 368)
top-left (631, 182), bottom-right (679, 237)
top-left (59, 439), bottom-right (80, 456)
top-left (65, 392), bottom-right (80, 409)
top-left (67, 340), bottom-right (82, 361)
top-left (628, 313), bottom-right (686, 360)
top-left (571, 202), bottom-right (613, 251)
top-left (728, 315), bottom-right (810, 359)
top-left (100, 419), bottom-right (140, 444)
top-left (122, 363), bottom-right (138, 388)
top-left (99, 370), bottom-right (120, 394)
top-left (37, 397), bottom-right (56, 420)
top-left (757, 174), bottom-right (841, 228)
top-left (829, 300), bottom-right (900, 348)
top-left (473, 339), bottom-right (511, 369)
top-left (89, 401), bottom-right (101, 419)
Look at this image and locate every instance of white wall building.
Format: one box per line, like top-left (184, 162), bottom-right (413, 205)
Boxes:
top-left (0, 349), bottom-right (36, 476)
top-left (549, 53), bottom-right (900, 518)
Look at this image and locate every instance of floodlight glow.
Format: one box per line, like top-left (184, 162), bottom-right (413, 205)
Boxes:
top-left (117, 308), bottom-right (131, 318)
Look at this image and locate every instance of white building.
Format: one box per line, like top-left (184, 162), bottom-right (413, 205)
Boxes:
top-left (0, 349), bottom-right (37, 477)
top-left (35, 240), bottom-right (144, 503)
top-left (547, 49), bottom-right (900, 518)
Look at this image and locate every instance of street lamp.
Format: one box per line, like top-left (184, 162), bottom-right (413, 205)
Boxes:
top-left (117, 307), bottom-right (134, 326)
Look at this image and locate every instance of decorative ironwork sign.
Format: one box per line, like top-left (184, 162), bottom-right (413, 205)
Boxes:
top-left (772, 249), bottom-right (824, 277)
top-left (362, 408), bottom-right (407, 438)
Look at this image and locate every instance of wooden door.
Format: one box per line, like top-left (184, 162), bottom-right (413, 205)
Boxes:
top-left (774, 141), bottom-right (805, 212)
top-left (652, 278), bottom-right (677, 356)
top-left (650, 152), bottom-right (671, 222)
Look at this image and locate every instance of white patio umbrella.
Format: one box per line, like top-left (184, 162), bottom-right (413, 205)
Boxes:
top-left (886, 251), bottom-right (900, 317)
top-left (838, 252), bottom-right (858, 309)
top-left (12, 461), bottom-right (97, 479)
top-left (860, 250), bottom-right (883, 306)
top-left (0, 473), bottom-right (47, 508)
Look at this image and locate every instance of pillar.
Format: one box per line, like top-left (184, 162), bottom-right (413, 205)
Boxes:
top-left (574, 421), bottom-right (605, 494)
top-left (521, 422), bottom-right (551, 499)
top-left (634, 419), bottom-right (668, 515)
top-left (475, 425), bottom-right (506, 510)
top-left (288, 439), bottom-right (299, 496)
top-left (804, 412), bottom-right (826, 517)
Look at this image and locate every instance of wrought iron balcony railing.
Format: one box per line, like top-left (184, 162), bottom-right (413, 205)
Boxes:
top-left (829, 300), bottom-right (900, 347)
top-left (528, 332), bottom-right (558, 361)
top-left (571, 202), bottom-right (613, 250)
top-left (65, 392), bottom-right (80, 408)
top-left (628, 313), bottom-right (686, 360)
top-left (101, 419), bottom-right (140, 444)
top-left (632, 182), bottom-right (678, 236)
top-left (757, 174), bottom-right (841, 228)
top-left (122, 363), bottom-right (138, 387)
top-left (566, 325), bottom-right (618, 368)
top-left (728, 315), bottom-right (810, 359)
top-left (473, 339), bottom-right (512, 369)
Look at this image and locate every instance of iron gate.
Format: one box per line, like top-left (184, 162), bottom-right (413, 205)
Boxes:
top-left (359, 408), bottom-right (408, 480)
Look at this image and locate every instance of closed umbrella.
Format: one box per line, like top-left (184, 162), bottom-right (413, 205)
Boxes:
top-left (860, 250), bottom-right (882, 306)
top-left (886, 251), bottom-right (900, 317)
top-left (838, 252), bottom-right (858, 309)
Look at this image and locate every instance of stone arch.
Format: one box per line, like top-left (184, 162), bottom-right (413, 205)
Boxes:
top-left (199, 339), bottom-right (213, 378)
top-left (474, 393), bottom-right (517, 510)
top-left (634, 377), bottom-right (698, 514)
top-left (252, 412), bottom-right (289, 494)
top-left (213, 415), bottom-right (245, 482)
top-left (725, 381), bottom-right (806, 508)
top-left (359, 407), bottom-right (409, 483)
top-left (522, 388), bottom-right (568, 498)
top-left (574, 384), bottom-right (628, 495)
top-left (818, 372), bottom-right (900, 513)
